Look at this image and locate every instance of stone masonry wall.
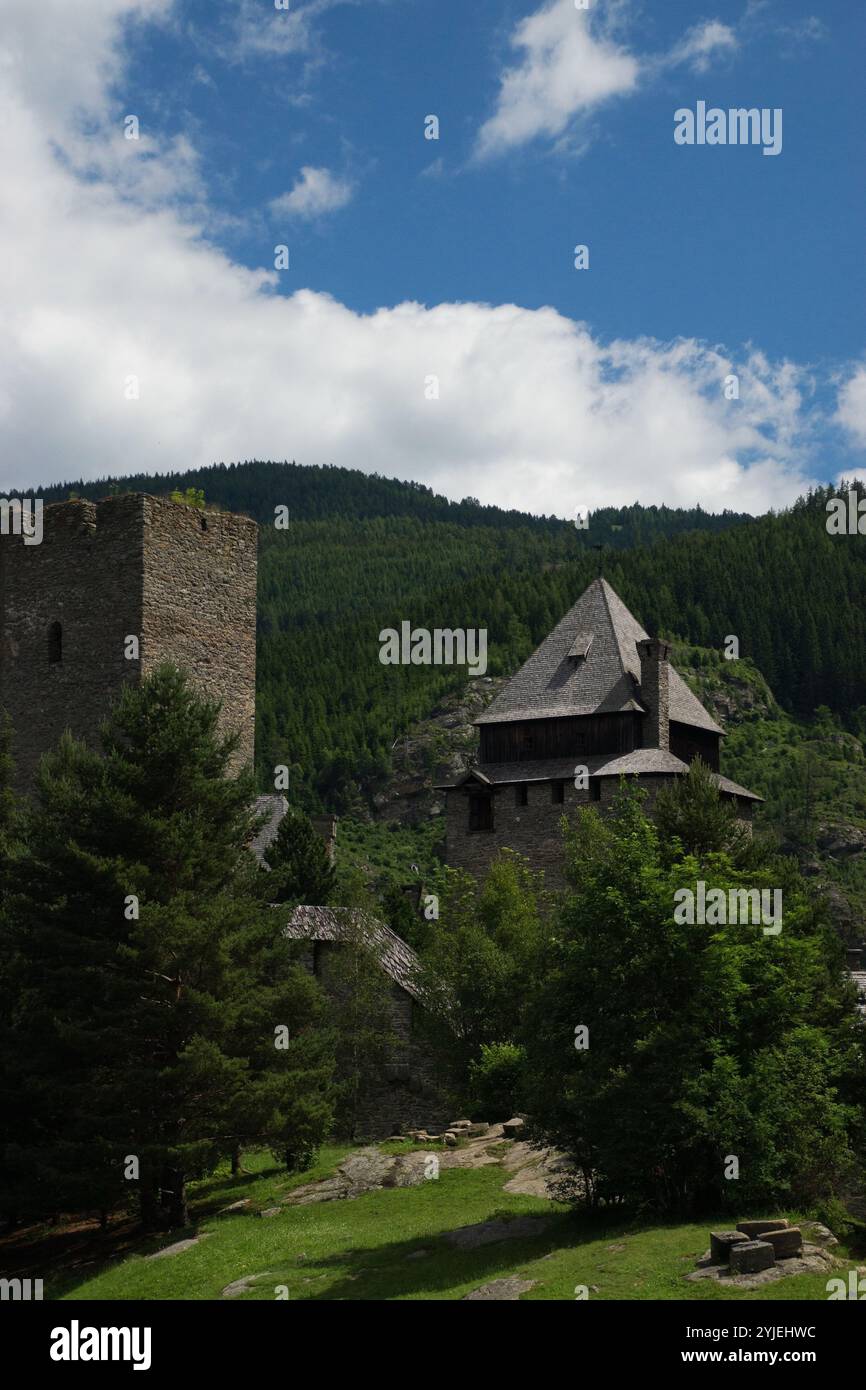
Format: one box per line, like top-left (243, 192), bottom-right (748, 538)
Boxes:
top-left (0, 493), bottom-right (257, 792)
top-left (0, 496), bottom-right (144, 792)
top-left (141, 496), bottom-right (257, 774)
top-left (304, 940), bottom-right (450, 1140)
top-left (445, 774), bottom-right (677, 889)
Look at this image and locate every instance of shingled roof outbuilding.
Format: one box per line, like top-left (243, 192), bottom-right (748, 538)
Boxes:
top-left (284, 905), bottom-right (424, 1001)
top-left (476, 577), bottom-right (723, 735)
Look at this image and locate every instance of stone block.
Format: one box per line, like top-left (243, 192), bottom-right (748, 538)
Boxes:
top-left (710, 1230), bottom-right (750, 1264)
top-left (762, 1227), bottom-right (803, 1260)
top-left (736, 1219), bottom-right (788, 1238)
top-left (730, 1240), bottom-right (775, 1275)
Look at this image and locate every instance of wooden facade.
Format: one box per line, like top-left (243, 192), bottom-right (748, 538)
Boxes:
top-left (669, 720), bottom-right (720, 770)
top-left (479, 712), bottom-right (643, 762)
top-left (480, 712), bottom-right (722, 769)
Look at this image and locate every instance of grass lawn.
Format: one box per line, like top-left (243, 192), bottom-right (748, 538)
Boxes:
top-left (19, 1144), bottom-right (859, 1302)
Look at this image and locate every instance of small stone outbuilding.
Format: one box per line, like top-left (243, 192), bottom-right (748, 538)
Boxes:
top-left (284, 905), bottom-right (450, 1140)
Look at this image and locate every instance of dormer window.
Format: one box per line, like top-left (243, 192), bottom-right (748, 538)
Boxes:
top-left (567, 631), bottom-right (593, 663)
top-left (47, 621), bottom-right (62, 664)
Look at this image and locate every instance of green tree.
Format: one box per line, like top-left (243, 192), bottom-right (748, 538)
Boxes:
top-left (169, 486), bottom-right (205, 509)
top-left (654, 757), bottom-right (751, 861)
top-left (523, 783), bottom-right (865, 1214)
top-left (263, 809), bottom-right (336, 905)
top-left (3, 667), bottom-right (334, 1228)
top-left (417, 852), bottom-right (548, 1107)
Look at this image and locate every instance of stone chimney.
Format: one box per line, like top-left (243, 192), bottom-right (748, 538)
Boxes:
top-left (636, 638), bottom-right (672, 751)
top-left (311, 814), bottom-right (338, 862)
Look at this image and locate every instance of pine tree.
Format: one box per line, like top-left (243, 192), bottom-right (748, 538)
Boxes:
top-left (263, 809), bottom-right (336, 905)
top-left (4, 667), bottom-right (335, 1228)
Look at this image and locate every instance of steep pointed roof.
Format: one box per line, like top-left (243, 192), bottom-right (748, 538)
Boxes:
top-left (476, 577), bottom-right (723, 735)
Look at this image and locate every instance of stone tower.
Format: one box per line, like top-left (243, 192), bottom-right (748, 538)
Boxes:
top-left (0, 493), bottom-right (257, 792)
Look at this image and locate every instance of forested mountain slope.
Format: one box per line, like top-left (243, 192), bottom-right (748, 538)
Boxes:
top-left (20, 463), bottom-right (866, 825)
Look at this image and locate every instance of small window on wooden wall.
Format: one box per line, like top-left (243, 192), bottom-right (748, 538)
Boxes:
top-left (469, 793), bottom-right (493, 832)
top-left (47, 621), bottom-right (62, 664)
top-left (515, 784), bottom-right (528, 807)
top-left (551, 782), bottom-right (565, 804)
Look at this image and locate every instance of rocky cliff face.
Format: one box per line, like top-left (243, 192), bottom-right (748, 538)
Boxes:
top-left (371, 677), bottom-right (508, 827)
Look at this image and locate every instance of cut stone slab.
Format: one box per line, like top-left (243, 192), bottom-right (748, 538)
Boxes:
top-left (710, 1230), bottom-right (750, 1264)
top-left (444, 1214), bottom-right (552, 1251)
top-left (502, 1117), bottom-right (525, 1139)
top-left (222, 1272), bottom-right (274, 1298)
top-left (686, 1244), bottom-right (838, 1289)
top-left (219, 1198), bottom-right (252, 1213)
top-left (736, 1219), bottom-right (788, 1238)
top-left (467, 1123), bottom-right (489, 1137)
top-left (463, 1276), bottom-right (537, 1301)
top-left (763, 1227), bottom-right (803, 1260)
top-left (259, 1207), bottom-right (281, 1218)
top-left (730, 1240), bottom-right (775, 1275)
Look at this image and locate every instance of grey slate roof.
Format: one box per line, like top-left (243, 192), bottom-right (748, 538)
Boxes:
top-left (250, 793), bottom-right (289, 865)
top-left (284, 905), bottom-right (424, 1001)
top-left (436, 756), bottom-right (763, 801)
top-left (713, 774), bottom-right (764, 802)
top-left (476, 577), bottom-right (723, 735)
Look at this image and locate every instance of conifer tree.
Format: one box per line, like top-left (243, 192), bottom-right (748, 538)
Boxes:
top-left (263, 809), bottom-right (336, 905)
top-left (5, 667), bottom-right (335, 1228)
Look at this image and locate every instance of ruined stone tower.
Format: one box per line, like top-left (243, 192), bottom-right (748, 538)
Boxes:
top-left (0, 493), bottom-right (257, 792)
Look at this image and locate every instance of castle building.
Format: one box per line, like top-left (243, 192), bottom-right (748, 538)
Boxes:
top-left (437, 577), bottom-right (761, 887)
top-left (0, 493), bottom-right (257, 791)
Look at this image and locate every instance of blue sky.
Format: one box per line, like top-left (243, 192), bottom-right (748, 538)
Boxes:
top-left (1, 0), bottom-right (864, 514)
top-left (132, 0), bottom-right (862, 357)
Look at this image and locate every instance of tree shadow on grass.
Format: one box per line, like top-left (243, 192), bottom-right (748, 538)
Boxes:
top-left (295, 1207), bottom-right (586, 1301)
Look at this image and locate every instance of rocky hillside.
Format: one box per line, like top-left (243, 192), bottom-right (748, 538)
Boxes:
top-left (672, 645), bottom-right (866, 944)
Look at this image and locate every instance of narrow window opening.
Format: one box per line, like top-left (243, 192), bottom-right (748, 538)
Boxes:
top-left (48, 621), bottom-right (62, 664)
top-left (469, 793), bottom-right (493, 832)
top-left (515, 784), bottom-right (528, 807)
top-left (551, 782), bottom-right (565, 805)
top-left (591, 779), bottom-right (602, 802)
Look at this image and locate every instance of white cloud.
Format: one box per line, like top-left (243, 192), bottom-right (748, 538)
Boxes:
top-left (665, 20), bottom-right (738, 74)
top-left (229, 0), bottom-right (322, 61)
top-left (836, 366), bottom-right (866, 449)
top-left (226, 0), bottom-right (392, 65)
top-left (270, 166), bottom-right (354, 220)
top-left (475, 0), bottom-right (639, 161)
top-left (475, 2), bottom-right (744, 161)
top-left (0, 0), bottom-right (830, 519)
